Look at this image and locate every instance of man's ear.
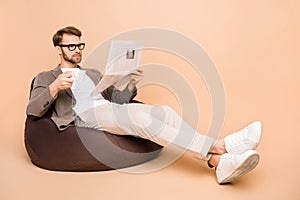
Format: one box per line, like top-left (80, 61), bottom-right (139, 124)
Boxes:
top-left (55, 46), bottom-right (62, 55)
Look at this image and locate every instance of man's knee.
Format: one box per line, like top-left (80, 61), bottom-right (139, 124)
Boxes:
top-left (151, 105), bottom-right (174, 116)
top-left (132, 111), bottom-right (166, 138)
top-left (161, 105), bottom-right (175, 114)
top-left (133, 111), bottom-right (153, 128)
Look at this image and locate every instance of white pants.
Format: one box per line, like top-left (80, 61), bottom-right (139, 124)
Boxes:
top-left (76, 102), bottom-right (215, 159)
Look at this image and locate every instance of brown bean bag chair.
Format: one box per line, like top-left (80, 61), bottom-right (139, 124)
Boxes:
top-left (24, 79), bottom-right (163, 172)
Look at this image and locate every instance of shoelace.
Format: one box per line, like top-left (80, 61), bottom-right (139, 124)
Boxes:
top-left (227, 127), bottom-right (248, 145)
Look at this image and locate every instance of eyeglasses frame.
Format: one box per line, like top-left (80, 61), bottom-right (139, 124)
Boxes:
top-left (58, 43), bottom-right (85, 51)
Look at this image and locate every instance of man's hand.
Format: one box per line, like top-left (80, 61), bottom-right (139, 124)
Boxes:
top-left (128, 68), bottom-right (143, 91)
top-left (49, 71), bottom-right (74, 97)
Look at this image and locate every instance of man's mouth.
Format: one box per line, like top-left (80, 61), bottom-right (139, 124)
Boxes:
top-left (73, 54), bottom-right (81, 59)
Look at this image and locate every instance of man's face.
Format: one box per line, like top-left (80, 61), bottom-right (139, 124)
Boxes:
top-left (59, 34), bottom-right (82, 64)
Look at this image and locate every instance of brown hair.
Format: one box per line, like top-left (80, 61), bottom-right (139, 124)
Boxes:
top-left (52, 26), bottom-right (82, 46)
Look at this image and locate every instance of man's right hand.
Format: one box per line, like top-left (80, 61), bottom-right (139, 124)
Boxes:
top-left (49, 71), bottom-right (74, 97)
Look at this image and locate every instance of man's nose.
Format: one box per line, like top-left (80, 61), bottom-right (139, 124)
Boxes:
top-left (74, 47), bottom-right (81, 53)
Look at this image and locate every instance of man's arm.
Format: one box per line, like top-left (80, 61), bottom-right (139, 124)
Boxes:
top-left (26, 71), bottom-right (73, 117)
top-left (101, 84), bottom-right (137, 104)
top-left (26, 72), bottom-right (57, 117)
top-left (101, 68), bottom-right (143, 104)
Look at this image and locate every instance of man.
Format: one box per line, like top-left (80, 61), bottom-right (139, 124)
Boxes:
top-left (26, 26), bottom-right (262, 184)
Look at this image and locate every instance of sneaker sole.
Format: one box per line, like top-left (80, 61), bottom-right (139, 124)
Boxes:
top-left (220, 151), bottom-right (260, 184)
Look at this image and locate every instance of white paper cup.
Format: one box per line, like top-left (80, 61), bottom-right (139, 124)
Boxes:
top-left (61, 68), bottom-right (80, 89)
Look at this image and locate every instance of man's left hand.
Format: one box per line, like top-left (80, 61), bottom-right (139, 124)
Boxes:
top-left (128, 68), bottom-right (143, 91)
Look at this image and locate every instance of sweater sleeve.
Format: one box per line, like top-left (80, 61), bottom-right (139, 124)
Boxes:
top-left (101, 84), bottom-right (137, 104)
top-left (26, 72), bottom-right (57, 117)
top-left (85, 67), bottom-right (138, 104)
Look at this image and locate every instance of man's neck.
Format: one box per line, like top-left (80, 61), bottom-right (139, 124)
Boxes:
top-left (60, 61), bottom-right (77, 68)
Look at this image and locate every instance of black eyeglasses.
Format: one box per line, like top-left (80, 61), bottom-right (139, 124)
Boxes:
top-left (58, 43), bottom-right (85, 51)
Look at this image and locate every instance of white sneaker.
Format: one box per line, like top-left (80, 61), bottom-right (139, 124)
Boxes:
top-left (224, 121), bottom-right (262, 155)
top-left (216, 150), bottom-right (259, 184)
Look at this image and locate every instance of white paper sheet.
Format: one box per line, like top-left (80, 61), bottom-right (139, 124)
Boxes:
top-left (93, 40), bottom-right (143, 95)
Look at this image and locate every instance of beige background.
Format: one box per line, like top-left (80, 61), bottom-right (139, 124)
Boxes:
top-left (1, 0), bottom-right (299, 199)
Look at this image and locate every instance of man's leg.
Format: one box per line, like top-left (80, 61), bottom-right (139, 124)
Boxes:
top-left (77, 102), bottom-right (261, 184)
top-left (79, 102), bottom-right (216, 159)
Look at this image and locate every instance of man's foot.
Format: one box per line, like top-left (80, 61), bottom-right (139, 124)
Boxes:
top-left (216, 150), bottom-right (259, 184)
top-left (209, 140), bottom-right (226, 155)
top-left (224, 121), bottom-right (262, 155)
